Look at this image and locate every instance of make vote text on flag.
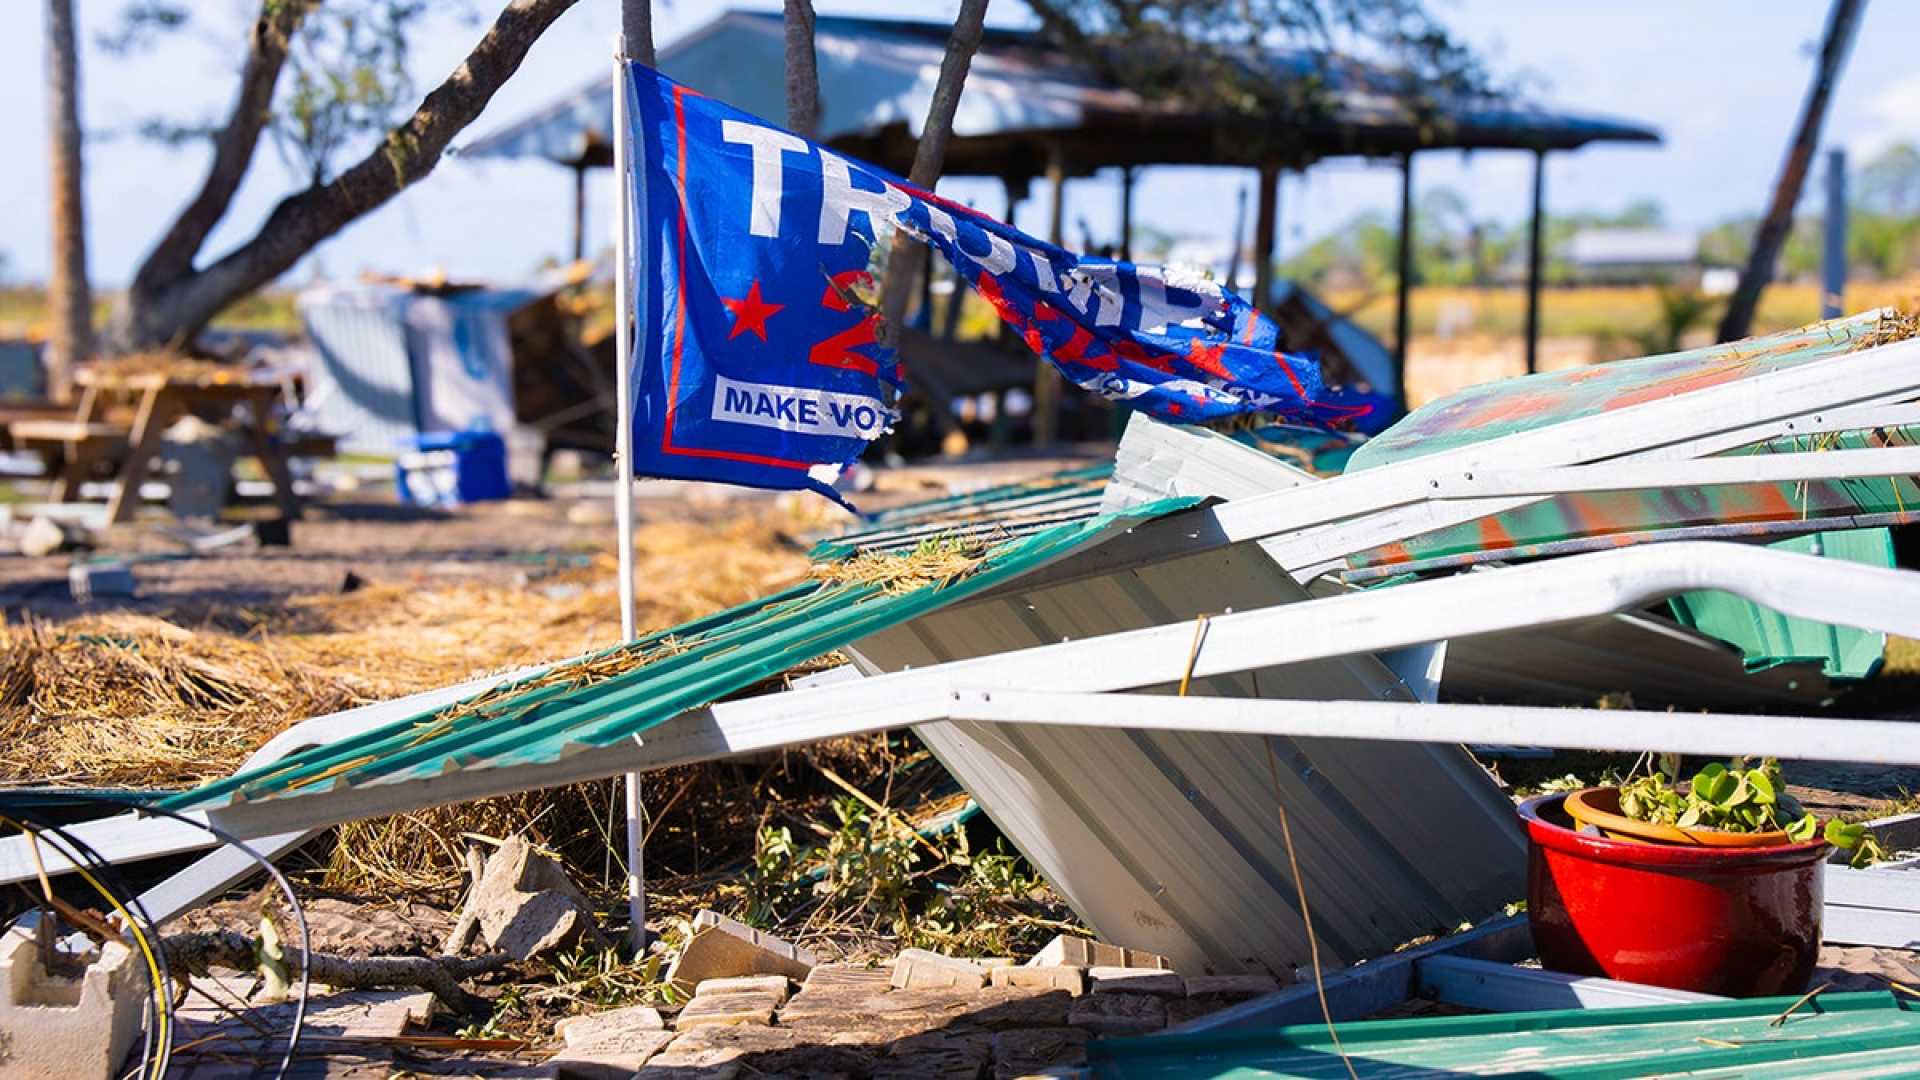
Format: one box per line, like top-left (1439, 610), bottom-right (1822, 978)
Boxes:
top-left (621, 62), bottom-right (1360, 503)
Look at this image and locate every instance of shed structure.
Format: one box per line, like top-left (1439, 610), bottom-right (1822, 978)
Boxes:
top-left (462, 10), bottom-right (1660, 426)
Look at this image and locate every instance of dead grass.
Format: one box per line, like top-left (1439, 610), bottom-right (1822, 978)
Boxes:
top-left (0, 516), bottom-right (808, 790)
top-left (811, 536), bottom-right (990, 596)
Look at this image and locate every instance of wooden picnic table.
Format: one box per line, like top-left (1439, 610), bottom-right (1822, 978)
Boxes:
top-left (16, 364), bottom-right (305, 525)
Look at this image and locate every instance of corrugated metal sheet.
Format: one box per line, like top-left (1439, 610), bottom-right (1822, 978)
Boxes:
top-left (816, 464), bottom-right (1114, 556)
top-left (847, 539), bottom-right (1525, 975)
top-left (160, 498), bottom-right (1196, 813)
top-left (1090, 991), bottom-right (1920, 1078)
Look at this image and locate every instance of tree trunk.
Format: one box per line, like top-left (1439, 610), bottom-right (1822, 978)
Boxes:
top-left (783, 0), bottom-right (821, 139)
top-left (107, 0), bottom-right (583, 353)
top-left (45, 0), bottom-right (90, 400)
top-left (1716, 0), bottom-right (1865, 344)
top-left (877, 0), bottom-right (991, 343)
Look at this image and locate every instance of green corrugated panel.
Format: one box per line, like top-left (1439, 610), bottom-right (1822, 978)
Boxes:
top-left (857, 463), bottom-right (1114, 527)
top-left (159, 497), bottom-right (1197, 812)
top-left (1089, 991), bottom-right (1920, 1078)
top-left (1667, 526), bottom-right (1893, 680)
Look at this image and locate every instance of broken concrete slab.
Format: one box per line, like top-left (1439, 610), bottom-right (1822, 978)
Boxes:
top-left (443, 837), bottom-right (603, 962)
top-left (990, 965), bottom-right (1086, 996)
top-left (804, 963), bottom-right (894, 991)
top-left (694, 973), bottom-right (791, 1004)
top-left (891, 948), bottom-right (991, 990)
top-left (0, 919), bottom-right (148, 1080)
top-left (968, 987), bottom-right (1073, 1030)
top-left (1087, 966), bottom-right (1185, 997)
top-left (643, 1022), bottom-right (798, 1075)
top-left (878, 1030), bottom-right (994, 1079)
top-left (991, 1028), bottom-right (1089, 1079)
top-left (675, 990), bottom-right (782, 1029)
top-left (1026, 935), bottom-right (1170, 971)
top-left (556, 1003), bottom-right (667, 1045)
top-left (542, 1029), bottom-right (675, 1080)
top-left (665, 910), bottom-right (815, 995)
top-left (1067, 993), bottom-right (1167, 1037)
top-left (1182, 973), bottom-right (1282, 998)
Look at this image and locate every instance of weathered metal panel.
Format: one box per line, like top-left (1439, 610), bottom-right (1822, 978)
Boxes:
top-left (848, 539), bottom-right (1524, 975)
top-left (1094, 991), bottom-right (1920, 1078)
top-left (1107, 415), bottom-right (1834, 709)
top-left (1442, 611), bottom-right (1831, 709)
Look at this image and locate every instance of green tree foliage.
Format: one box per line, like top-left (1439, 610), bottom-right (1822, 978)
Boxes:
top-left (1023, 0), bottom-right (1505, 162)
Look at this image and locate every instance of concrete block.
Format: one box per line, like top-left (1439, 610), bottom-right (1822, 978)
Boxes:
top-left (1067, 993), bottom-right (1167, 1037)
top-left (1182, 974), bottom-right (1282, 998)
top-left (890, 948), bottom-right (989, 990)
top-left (694, 974), bottom-right (790, 1004)
top-left (665, 910), bottom-right (815, 995)
top-left (991, 965), bottom-right (1087, 996)
top-left (1087, 967), bottom-right (1185, 997)
top-left (675, 990), bottom-right (781, 1029)
top-left (992, 1028), bottom-right (1089, 1079)
top-left (0, 920), bottom-right (149, 1080)
top-left (1026, 935), bottom-right (1170, 971)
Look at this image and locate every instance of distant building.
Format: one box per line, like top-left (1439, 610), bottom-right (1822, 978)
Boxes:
top-left (1563, 228), bottom-right (1701, 285)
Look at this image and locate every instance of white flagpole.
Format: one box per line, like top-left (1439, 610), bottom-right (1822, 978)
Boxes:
top-left (611, 40), bottom-right (645, 955)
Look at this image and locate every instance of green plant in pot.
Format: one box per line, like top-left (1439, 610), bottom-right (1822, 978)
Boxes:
top-left (1567, 758), bottom-right (1889, 866)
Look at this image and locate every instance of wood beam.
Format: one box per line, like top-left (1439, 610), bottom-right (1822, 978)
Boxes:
top-left (1033, 144), bottom-right (1067, 446)
top-left (1252, 162), bottom-right (1280, 310)
top-left (1525, 149), bottom-right (1546, 374)
top-left (1395, 152), bottom-right (1415, 397)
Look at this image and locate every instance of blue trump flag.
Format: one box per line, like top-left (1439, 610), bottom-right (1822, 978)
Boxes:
top-left (622, 63), bottom-right (1364, 503)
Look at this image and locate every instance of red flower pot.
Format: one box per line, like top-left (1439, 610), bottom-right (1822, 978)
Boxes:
top-left (1518, 793), bottom-right (1829, 997)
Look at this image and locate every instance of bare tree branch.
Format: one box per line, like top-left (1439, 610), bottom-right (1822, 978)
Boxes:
top-left (112, 0), bottom-right (582, 350)
top-left (130, 0), bottom-right (312, 293)
top-left (161, 930), bottom-right (509, 1013)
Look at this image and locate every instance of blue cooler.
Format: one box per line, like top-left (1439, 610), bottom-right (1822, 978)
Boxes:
top-left (396, 429), bottom-right (511, 506)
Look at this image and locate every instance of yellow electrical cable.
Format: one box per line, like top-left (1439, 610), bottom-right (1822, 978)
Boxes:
top-left (0, 815), bottom-right (172, 1080)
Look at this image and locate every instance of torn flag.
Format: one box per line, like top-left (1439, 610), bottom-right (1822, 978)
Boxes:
top-left (620, 62), bottom-right (1356, 503)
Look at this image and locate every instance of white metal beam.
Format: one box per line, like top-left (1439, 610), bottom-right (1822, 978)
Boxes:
top-left (715, 542), bottom-right (1920, 736)
top-left (1436, 444), bottom-right (1920, 499)
top-left (943, 691), bottom-right (1920, 767)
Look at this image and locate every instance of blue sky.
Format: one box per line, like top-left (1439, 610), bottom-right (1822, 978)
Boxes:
top-left (8, 1), bottom-right (1920, 288)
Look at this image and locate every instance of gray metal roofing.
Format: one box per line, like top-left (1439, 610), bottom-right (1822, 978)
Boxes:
top-left (848, 537), bottom-right (1526, 975)
top-left (461, 10), bottom-right (1658, 169)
